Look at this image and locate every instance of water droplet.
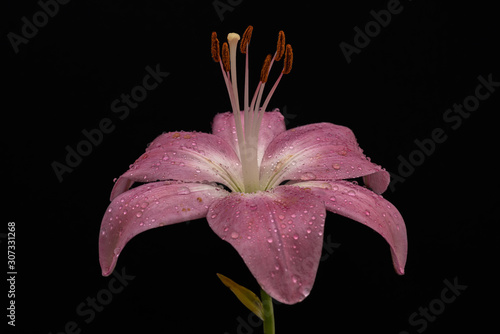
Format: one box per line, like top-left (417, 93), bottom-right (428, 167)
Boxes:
top-left (113, 247), bottom-right (121, 256)
top-left (306, 228), bottom-right (312, 234)
top-left (300, 172), bottom-right (316, 180)
top-left (332, 163), bottom-right (341, 170)
top-left (211, 214), bottom-right (218, 219)
top-left (364, 210), bottom-right (370, 216)
top-left (278, 214), bottom-right (285, 220)
top-left (347, 190), bottom-right (356, 196)
top-left (249, 204), bottom-right (258, 211)
top-left (231, 232), bottom-right (239, 239)
top-left (122, 210), bottom-right (128, 215)
top-left (292, 276), bottom-right (298, 284)
top-left (136, 211), bottom-right (143, 218)
top-left (140, 201), bottom-right (149, 208)
top-left (293, 233), bottom-right (299, 240)
top-left (267, 237), bottom-right (273, 243)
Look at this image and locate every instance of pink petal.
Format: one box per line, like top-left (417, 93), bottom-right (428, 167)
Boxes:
top-left (212, 111), bottom-right (286, 165)
top-left (295, 180), bottom-right (407, 274)
top-left (100, 181), bottom-right (229, 276)
top-left (110, 131), bottom-right (242, 200)
top-left (260, 123), bottom-right (389, 193)
top-left (207, 185), bottom-right (326, 304)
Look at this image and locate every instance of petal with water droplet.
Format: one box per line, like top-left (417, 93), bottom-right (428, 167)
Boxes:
top-left (99, 182), bottom-right (229, 276)
top-left (294, 180), bottom-right (407, 275)
top-left (207, 185), bottom-right (326, 305)
top-left (260, 122), bottom-right (389, 193)
top-left (110, 131), bottom-right (243, 200)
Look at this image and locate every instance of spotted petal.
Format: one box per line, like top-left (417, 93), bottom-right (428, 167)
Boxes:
top-left (100, 181), bottom-right (229, 276)
top-left (294, 180), bottom-right (407, 274)
top-left (260, 123), bottom-right (389, 193)
top-left (110, 131), bottom-right (243, 200)
top-left (207, 185), bottom-right (326, 304)
top-left (212, 110), bottom-right (286, 165)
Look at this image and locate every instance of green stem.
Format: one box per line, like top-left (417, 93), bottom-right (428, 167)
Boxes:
top-left (260, 289), bottom-right (275, 334)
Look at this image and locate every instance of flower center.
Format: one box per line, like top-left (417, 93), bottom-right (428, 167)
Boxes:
top-left (212, 26), bottom-right (293, 193)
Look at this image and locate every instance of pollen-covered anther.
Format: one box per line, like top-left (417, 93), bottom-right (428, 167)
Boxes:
top-left (260, 54), bottom-right (272, 83)
top-left (211, 32), bottom-right (220, 62)
top-left (275, 30), bottom-right (285, 61)
top-left (240, 25), bottom-right (253, 54)
top-left (222, 42), bottom-right (230, 72)
top-left (282, 44), bottom-right (293, 74)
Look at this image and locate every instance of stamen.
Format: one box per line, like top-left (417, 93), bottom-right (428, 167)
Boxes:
top-left (210, 28), bottom-right (294, 193)
top-left (222, 42), bottom-right (230, 72)
top-left (211, 32), bottom-right (220, 62)
top-left (260, 54), bottom-right (272, 83)
top-left (259, 44), bottom-right (293, 114)
top-left (240, 25), bottom-right (253, 54)
top-left (282, 44), bottom-right (293, 74)
top-left (275, 30), bottom-right (285, 61)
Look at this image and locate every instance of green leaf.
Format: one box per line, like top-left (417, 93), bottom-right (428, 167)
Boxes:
top-left (217, 273), bottom-right (264, 320)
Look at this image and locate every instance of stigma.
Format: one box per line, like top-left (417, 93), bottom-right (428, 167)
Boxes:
top-left (211, 26), bottom-right (293, 193)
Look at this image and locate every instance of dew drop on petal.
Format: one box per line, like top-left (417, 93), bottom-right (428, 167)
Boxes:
top-left (300, 172), bottom-right (316, 180)
top-left (332, 163), bottom-right (341, 170)
top-left (136, 211), bottom-right (143, 218)
top-left (364, 210), bottom-right (370, 216)
top-left (347, 190), bottom-right (356, 196)
top-left (267, 237), bottom-right (273, 243)
top-left (113, 247), bottom-right (121, 256)
top-left (231, 232), bottom-right (239, 239)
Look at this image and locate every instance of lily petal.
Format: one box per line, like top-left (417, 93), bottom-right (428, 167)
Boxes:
top-left (100, 181), bottom-right (229, 276)
top-left (212, 111), bottom-right (286, 165)
top-left (294, 180), bottom-right (407, 275)
top-left (110, 131), bottom-right (242, 200)
top-left (260, 123), bottom-right (389, 193)
top-left (207, 185), bottom-right (326, 304)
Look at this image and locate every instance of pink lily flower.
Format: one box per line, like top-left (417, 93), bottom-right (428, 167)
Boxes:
top-left (99, 27), bottom-right (407, 305)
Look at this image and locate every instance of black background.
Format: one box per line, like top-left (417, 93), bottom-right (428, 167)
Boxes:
top-left (4, 0), bottom-right (499, 333)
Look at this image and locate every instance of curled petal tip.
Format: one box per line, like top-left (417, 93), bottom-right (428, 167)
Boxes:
top-left (397, 265), bottom-right (405, 275)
